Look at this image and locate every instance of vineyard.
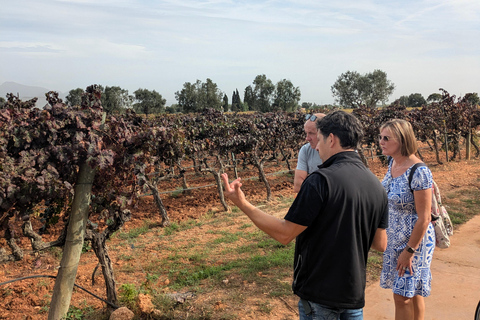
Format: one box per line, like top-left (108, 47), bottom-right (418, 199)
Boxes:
top-left (1, 87), bottom-right (480, 319)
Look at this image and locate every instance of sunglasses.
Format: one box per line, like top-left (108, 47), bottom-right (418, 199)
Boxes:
top-left (305, 114), bottom-right (317, 122)
top-left (378, 135), bottom-right (392, 142)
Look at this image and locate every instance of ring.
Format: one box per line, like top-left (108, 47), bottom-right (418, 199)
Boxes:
top-left (403, 267), bottom-right (407, 270)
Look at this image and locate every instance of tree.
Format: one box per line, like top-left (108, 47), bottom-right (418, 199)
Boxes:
top-left (252, 74), bottom-right (275, 112)
top-left (165, 104), bottom-right (182, 114)
top-left (427, 93), bottom-right (442, 103)
top-left (231, 89), bottom-right (242, 112)
top-left (65, 88), bottom-right (84, 107)
top-left (199, 78), bottom-right (223, 111)
top-left (463, 92), bottom-right (480, 106)
top-left (393, 95), bottom-right (409, 107)
top-left (363, 70), bottom-right (395, 108)
top-left (407, 93), bottom-right (426, 108)
top-left (222, 94), bottom-right (229, 112)
top-left (330, 71), bottom-right (363, 108)
top-left (175, 81), bottom-right (198, 113)
top-left (133, 88), bottom-right (166, 115)
top-left (243, 85), bottom-right (255, 111)
top-left (103, 86), bottom-right (133, 114)
top-left (175, 79), bottom-right (224, 113)
top-left (0, 97), bottom-right (5, 108)
top-left (301, 102), bottom-right (326, 110)
top-left (273, 79), bottom-right (301, 111)
top-left (331, 69), bottom-right (395, 108)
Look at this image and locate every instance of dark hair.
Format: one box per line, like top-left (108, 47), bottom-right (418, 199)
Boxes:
top-left (316, 110), bottom-right (364, 149)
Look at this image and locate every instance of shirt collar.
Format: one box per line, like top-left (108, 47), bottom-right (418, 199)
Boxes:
top-left (318, 151), bottom-right (361, 169)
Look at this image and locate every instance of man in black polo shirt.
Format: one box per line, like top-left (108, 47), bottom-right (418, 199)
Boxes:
top-left (221, 110), bottom-right (388, 319)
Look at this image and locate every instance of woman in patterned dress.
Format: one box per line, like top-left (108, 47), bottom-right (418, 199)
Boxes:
top-left (378, 119), bottom-right (435, 320)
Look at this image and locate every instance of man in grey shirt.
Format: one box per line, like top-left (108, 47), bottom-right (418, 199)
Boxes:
top-left (294, 113), bottom-right (325, 193)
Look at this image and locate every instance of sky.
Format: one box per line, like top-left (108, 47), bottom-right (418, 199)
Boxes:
top-left (1, 0), bottom-right (480, 106)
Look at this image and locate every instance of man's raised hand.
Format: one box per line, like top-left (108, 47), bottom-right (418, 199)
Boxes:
top-left (221, 173), bottom-right (246, 207)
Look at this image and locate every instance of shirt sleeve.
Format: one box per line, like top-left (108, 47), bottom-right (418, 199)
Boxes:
top-left (296, 144), bottom-right (309, 172)
top-left (411, 166), bottom-right (433, 191)
top-left (378, 202), bottom-right (389, 229)
top-left (284, 173), bottom-right (327, 226)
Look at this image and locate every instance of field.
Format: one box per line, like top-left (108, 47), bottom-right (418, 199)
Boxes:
top-left (1, 147), bottom-right (479, 320)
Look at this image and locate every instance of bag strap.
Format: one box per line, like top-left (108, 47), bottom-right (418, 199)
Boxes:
top-left (407, 162), bottom-right (427, 192)
top-left (388, 157), bottom-right (429, 194)
top-left (408, 162), bottom-right (441, 221)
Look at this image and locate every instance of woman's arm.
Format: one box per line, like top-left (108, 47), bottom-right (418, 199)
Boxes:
top-left (396, 188), bottom-right (432, 275)
top-left (409, 188), bottom-right (432, 249)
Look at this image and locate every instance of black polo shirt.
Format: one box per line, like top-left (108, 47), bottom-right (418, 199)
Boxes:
top-left (285, 151), bottom-right (388, 309)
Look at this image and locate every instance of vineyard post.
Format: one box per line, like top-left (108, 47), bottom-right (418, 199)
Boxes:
top-left (440, 103), bottom-right (449, 162)
top-left (48, 163), bottom-right (96, 320)
top-left (444, 120), bottom-right (449, 162)
top-left (466, 129), bottom-right (471, 160)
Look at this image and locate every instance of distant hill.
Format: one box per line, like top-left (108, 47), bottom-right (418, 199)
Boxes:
top-left (0, 81), bottom-right (65, 107)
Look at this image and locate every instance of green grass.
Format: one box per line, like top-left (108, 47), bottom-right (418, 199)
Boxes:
top-left (116, 220), bottom-right (151, 240)
top-left (118, 283), bottom-right (139, 310)
top-left (170, 263), bottom-right (236, 289)
top-left (209, 231), bottom-right (241, 245)
top-left (366, 250), bottom-right (384, 282)
top-left (443, 188), bottom-right (480, 226)
top-left (164, 219), bottom-right (204, 235)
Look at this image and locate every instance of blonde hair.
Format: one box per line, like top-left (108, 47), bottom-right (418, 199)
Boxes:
top-left (380, 119), bottom-right (417, 156)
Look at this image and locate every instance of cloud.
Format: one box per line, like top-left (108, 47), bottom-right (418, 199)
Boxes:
top-left (1, 0), bottom-right (479, 105)
top-left (0, 42), bottom-right (63, 53)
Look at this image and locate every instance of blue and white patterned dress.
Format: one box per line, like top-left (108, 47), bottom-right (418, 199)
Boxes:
top-left (379, 163), bottom-right (435, 298)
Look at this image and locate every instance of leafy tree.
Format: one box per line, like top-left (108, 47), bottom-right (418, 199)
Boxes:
top-left (363, 70), bottom-right (395, 108)
top-left (199, 78), bottom-right (223, 111)
top-left (222, 94), bottom-right (229, 111)
top-left (0, 97), bottom-right (5, 108)
top-left (231, 89), bottom-right (242, 112)
top-left (133, 88), bottom-right (166, 115)
top-left (331, 69), bottom-right (395, 108)
top-left (301, 102), bottom-right (312, 110)
top-left (243, 85), bottom-right (255, 111)
top-left (175, 79), bottom-right (223, 113)
top-left (175, 81), bottom-right (198, 113)
top-left (103, 86), bottom-right (133, 114)
top-left (274, 79), bottom-right (301, 111)
top-left (462, 92), bottom-right (480, 106)
top-left (407, 93), bottom-right (426, 108)
top-left (427, 93), bottom-right (442, 103)
top-left (301, 102), bottom-right (325, 110)
top-left (330, 71), bottom-right (363, 108)
top-left (165, 104), bottom-right (182, 114)
top-left (65, 88), bottom-right (84, 106)
top-left (252, 74), bottom-right (275, 112)
top-left (393, 95), bottom-right (409, 107)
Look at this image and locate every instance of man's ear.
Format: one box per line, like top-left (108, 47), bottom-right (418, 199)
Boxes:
top-left (328, 133), bottom-right (336, 147)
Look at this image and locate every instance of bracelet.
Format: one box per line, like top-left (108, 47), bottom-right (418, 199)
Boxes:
top-left (405, 244), bottom-right (416, 254)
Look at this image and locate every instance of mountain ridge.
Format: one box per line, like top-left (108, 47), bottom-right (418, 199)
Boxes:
top-left (0, 81), bottom-right (65, 107)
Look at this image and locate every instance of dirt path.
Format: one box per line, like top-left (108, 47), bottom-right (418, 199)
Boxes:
top-left (364, 213), bottom-right (480, 319)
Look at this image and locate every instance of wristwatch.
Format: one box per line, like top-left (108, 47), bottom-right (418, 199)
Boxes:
top-left (405, 244), bottom-right (415, 254)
